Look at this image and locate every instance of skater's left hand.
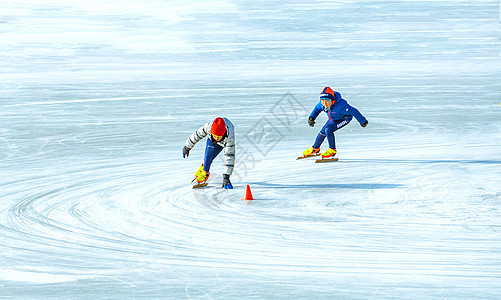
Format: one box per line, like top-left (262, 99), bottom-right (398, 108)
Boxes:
top-left (222, 174), bottom-right (233, 189)
top-left (361, 120), bottom-right (368, 127)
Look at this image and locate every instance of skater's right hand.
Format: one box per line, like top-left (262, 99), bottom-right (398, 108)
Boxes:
top-left (308, 117), bottom-right (315, 127)
top-left (222, 174), bottom-right (233, 189)
top-left (182, 146), bottom-right (190, 158)
top-left (361, 120), bottom-right (368, 127)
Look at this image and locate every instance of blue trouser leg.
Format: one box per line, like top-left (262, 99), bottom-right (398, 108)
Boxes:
top-left (313, 117), bottom-right (352, 150)
top-left (204, 138), bottom-right (224, 173)
top-left (324, 122), bottom-right (338, 149)
top-left (312, 131), bottom-right (326, 149)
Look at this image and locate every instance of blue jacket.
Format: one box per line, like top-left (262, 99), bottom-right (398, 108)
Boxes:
top-left (310, 91), bottom-right (367, 124)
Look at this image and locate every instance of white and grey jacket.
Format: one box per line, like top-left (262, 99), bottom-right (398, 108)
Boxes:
top-left (185, 118), bottom-right (235, 176)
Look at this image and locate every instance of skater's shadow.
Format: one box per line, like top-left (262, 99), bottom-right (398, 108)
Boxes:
top-left (341, 158), bottom-right (501, 165)
top-left (250, 182), bottom-right (402, 190)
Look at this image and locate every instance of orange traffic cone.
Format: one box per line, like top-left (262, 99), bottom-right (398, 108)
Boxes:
top-left (242, 185), bottom-right (253, 200)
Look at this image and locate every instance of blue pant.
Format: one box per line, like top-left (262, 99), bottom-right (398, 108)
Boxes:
top-left (313, 117), bottom-right (352, 150)
top-left (204, 138), bottom-right (223, 173)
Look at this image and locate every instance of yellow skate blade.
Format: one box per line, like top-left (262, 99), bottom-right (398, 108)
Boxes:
top-left (296, 153), bottom-right (320, 160)
top-left (193, 182), bottom-right (209, 189)
top-left (315, 157), bottom-right (339, 163)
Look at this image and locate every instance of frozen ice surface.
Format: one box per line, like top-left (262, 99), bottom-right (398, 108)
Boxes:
top-left (1, 0), bottom-right (500, 299)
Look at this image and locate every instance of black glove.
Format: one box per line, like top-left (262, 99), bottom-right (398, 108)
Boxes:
top-left (222, 174), bottom-right (233, 189)
top-left (361, 120), bottom-right (368, 127)
top-left (308, 116), bottom-right (315, 127)
top-left (182, 146), bottom-right (190, 158)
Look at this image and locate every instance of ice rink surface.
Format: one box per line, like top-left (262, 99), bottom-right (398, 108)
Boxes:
top-left (1, 0), bottom-right (501, 298)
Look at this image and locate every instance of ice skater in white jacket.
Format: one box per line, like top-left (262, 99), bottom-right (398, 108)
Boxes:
top-left (183, 117), bottom-right (235, 189)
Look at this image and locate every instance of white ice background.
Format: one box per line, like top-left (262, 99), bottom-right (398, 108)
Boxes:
top-left (1, 0), bottom-right (501, 299)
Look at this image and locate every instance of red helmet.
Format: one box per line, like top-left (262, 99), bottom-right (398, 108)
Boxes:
top-left (211, 117), bottom-right (227, 136)
top-left (320, 87), bottom-right (336, 101)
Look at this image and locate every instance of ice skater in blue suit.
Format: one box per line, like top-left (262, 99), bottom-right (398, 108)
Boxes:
top-left (302, 87), bottom-right (368, 159)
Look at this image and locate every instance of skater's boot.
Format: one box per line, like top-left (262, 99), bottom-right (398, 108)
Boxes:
top-left (320, 148), bottom-right (337, 158)
top-left (302, 146), bottom-right (320, 157)
top-left (193, 164), bottom-right (209, 183)
top-left (196, 170), bottom-right (210, 183)
top-left (194, 164), bottom-right (204, 177)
